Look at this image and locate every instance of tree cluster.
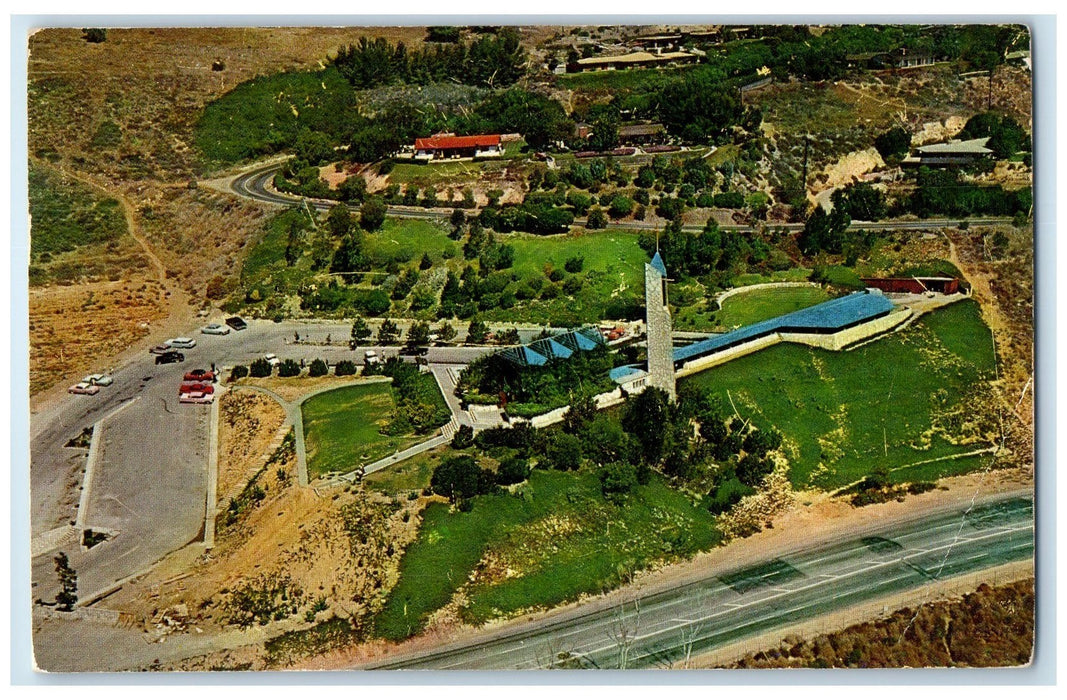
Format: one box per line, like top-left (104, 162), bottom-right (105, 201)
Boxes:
top-left (332, 29), bottom-right (526, 90)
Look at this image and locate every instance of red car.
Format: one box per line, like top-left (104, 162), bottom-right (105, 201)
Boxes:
top-left (183, 369), bottom-right (216, 383)
top-left (178, 382), bottom-right (215, 396)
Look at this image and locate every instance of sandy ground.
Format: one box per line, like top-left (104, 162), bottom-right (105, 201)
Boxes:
top-left (216, 389), bottom-right (288, 505)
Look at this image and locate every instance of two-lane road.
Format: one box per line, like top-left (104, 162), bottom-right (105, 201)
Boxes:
top-left (369, 495), bottom-right (1033, 670)
top-left (220, 160), bottom-right (1015, 234)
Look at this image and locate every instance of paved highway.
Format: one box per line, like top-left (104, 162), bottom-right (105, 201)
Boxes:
top-left (369, 494), bottom-right (1033, 670)
top-left (222, 160), bottom-right (1015, 234)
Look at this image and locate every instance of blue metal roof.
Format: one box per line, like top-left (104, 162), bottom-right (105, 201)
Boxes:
top-left (499, 327), bottom-right (605, 367)
top-left (610, 364), bottom-right (647, 382)
top-left (673, 291), bottom-right (895, 364)
top-left (528, 337), bottom-right (574, 360)
top-left (501, 345), bottom-right (550, 366)
top-left (650, 251), bottom-right (667, 276)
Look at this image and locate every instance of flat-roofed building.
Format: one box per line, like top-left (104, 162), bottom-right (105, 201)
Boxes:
top-left (902, 137), bottom-right (993, 166)
top-left (568, 50), bottom-right (699, 73)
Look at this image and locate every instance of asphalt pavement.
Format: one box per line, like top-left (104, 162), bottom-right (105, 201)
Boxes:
top-left (29, 318), bottom-right (498, 606)
top-left (369, 494), bottom-right (1034, 670)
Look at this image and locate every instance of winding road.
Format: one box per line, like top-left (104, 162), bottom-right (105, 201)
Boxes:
top-left (217, 160), bottom-right (1016, 234)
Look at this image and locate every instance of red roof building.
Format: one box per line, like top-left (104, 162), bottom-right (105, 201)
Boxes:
top-left (413, 134), bottom-right (502, 161)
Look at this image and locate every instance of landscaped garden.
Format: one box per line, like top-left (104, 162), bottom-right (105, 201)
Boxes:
top-left (300, 366), bottom-right (451, 479)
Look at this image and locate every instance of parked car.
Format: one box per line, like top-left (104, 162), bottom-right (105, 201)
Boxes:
top-left (149, 344), bottom-right (171, 355)
top-left (167, 337), bottom-right (197, 349)
top-left (183, 369), bottom-right (216, 383)
top-left (68, 381), bottom-right (100, 395)
top-left (201, 323), bottom-right (231, 336)
top-left (179, 391), bottom-right (214, 405)
top-left (155, 350), bottom-right (185, 365)
top-left (264, 353), bottom-right (280, 367)
top-left (178, 382), bottom-right (214, 396)
top-left (82, 373), bottom-right (114, 387)
top-left (225, 316), bottom-right (248, 331)
top-left (364, 350), bottom-right (380, 365)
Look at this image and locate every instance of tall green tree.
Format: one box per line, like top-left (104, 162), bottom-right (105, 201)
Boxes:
top-left (621, 387), bottom-right (673, 464)
top-left (349, 317), bottom-right (372, 348)
top-left (360, 196), bottom-right (388, 232)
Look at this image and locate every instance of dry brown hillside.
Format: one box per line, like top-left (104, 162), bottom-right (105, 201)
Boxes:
top-left (26, 28), bottom-right (431, 393)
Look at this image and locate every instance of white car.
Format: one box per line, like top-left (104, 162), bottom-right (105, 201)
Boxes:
top-left (364, 350), bottom-right (379, 365)
top-left (264, 353), bottom-right (281, 366)
top-left (82, 373), bottom-right (113, 387)
top-left (167, 337), bottom-right (197, 349)
top-left (201, 323), bottom-right (231, 336)
top-left (68, 382), bottom-right (100, 395)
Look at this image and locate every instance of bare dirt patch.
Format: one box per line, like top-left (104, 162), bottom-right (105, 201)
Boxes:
top-left (217, 389), bottom-right (287, 503)
top-left (235, 375), bottom-right (386, 404)
top-left (29, 276), bottom-right (168, 394)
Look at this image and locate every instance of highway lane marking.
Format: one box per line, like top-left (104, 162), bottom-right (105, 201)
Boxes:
top-left (406, 521), bottom-right (1034, 669)
top-left (518, 526), bottom-right (1034, 668)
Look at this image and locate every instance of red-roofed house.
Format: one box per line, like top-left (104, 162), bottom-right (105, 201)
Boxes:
top-left (413, 133), bottom-right (502, 161)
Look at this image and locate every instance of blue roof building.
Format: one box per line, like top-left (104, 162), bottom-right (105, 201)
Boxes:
top-left (498, 327), bottom-right (606, 367)
top-left (673, 291), bottom-right (895, 367)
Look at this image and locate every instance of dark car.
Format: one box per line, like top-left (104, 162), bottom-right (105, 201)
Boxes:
top-left (155, 350), bottom-right (185, 365)
top-left (225, 316), bottom-right (248, 331)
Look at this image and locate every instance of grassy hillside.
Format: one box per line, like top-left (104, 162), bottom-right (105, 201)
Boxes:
top-left (375, 468), bottom-right (721, 640)
top-left (682, 300), bottom-right (998, 490)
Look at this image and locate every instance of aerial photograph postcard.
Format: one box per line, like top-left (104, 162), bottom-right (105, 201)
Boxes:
top-left (25, 21), bottom-right (1035, 672)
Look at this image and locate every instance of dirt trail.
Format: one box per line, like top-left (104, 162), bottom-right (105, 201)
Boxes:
top-left (29, 161), bottom-right (197, 411)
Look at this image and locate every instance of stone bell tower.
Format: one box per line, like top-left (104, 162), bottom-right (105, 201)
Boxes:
top-left (644, 250), bottom-right (676, 401)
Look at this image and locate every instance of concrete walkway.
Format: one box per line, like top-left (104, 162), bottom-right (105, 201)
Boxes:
top-left (231, 377), bottom-right (393, 488)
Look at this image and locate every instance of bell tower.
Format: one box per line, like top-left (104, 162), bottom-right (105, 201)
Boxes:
top-left (644, 250), bottom-right (677, 401)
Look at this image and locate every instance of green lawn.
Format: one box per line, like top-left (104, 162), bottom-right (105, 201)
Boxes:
top-left (481, 228), bottom-right (648, 325)
top-left (301, 383), bottom-right (422, 478)
top-left (715, 285), bottom-right (832, 329)
top-left (681, 300), bottom-right (997, 490)
top-left (374, 469), bottom-right (720, 640)
top-left (363, 448), bottom-right (441, 496)
top-left (362, 217), bottom-right (456, 263)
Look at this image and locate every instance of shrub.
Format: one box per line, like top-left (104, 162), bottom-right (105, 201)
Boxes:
top-left (335, 360), bottom-right (357, 376)
top-left (309, 359), bottom-right (329, 377)
top-left (430, 455), bottom-right (495, 503)
top-left (585, 206), bottom-right (607, 229)
top-left (229, 365), bottom-right (250, 382)
top-left (707, 477), bottom-right (754, 515)
top-left (249, 358), bottom-right (273, 378)
top-left (451, 424), bottom-right (475, 449)
top-left (564, 255), bottom-right (585, 274)
top-left (496, 457), bottom-right (530, 486)
top-left (278, 359), bottom-right (302, 378)
top-left (599, 462), bottom-right (637, 503)
top-left (713, 191), bottom-right (745, 208)
top-left (542, 431), bottom-right (582, 471)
